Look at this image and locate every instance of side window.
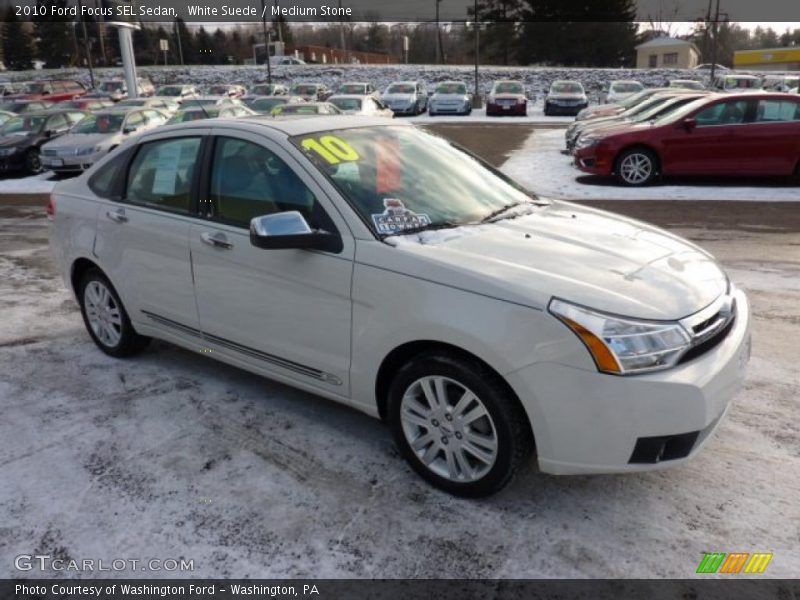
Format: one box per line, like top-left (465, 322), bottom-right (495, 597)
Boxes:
top-left (67, 111), bottom-right (86, 125)
top-left (125, 137), bottom-right (201, 214)
top-left (124, 112), bottom-right (145, 132)
top-left (45, 114), bottom-right (68, 131)
top-left (694, 100), bottom-right (749, 126)
top-left (755, 100), bottom-right (800, 122)
top-left (144, 110), bottom-right (166, 125)
top-left (209, 136), bottom-right (322, 228)
top-left (88, 146), bottom-right (135, 199)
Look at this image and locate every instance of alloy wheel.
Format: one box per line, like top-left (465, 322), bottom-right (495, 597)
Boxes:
top-left (400, 376), bottom-right (498, 482)
top-left (619, 152), bottom-right (653, 185)
top-left (84, 280), bottom-right (123, 348)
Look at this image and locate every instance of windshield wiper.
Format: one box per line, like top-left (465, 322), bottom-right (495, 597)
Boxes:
top-left (382, 220), bottom-right (460, 238)
top-left (480, 201), bottom-right (530, 223)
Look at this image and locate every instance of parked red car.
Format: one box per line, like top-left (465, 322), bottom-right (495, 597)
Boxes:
top-left (486, 80), bottom-right (527, 116)
top-left (7, 80), bottom-right (87, 103)
top-left (574, 93), bottom-right (800, 185)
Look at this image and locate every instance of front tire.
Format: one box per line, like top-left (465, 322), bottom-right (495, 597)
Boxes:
top-left (387, 352), bottom-right (533, 497)
top-left (78, 269), bottom-right (149, 357)
top-left (25, 149), bottom-right (42, 174)
top-left (615, 148), bottom-right (658, 186)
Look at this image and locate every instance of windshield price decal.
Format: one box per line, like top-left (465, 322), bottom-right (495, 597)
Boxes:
top-left (371, 199), bottom-right (431, 235)
top-left (301, 135), bottom-right (359, 164)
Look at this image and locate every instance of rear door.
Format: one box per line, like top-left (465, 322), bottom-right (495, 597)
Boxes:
top-left (93, 130), bottom-right (208, 335)
top-left (189, 128), bottom-right (354, 395)
top-left (661, 98), bottom-right (753, 175)
top-left (737, 98), bottom-right (800, 175)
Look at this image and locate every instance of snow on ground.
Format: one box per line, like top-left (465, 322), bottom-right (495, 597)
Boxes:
top-left (501, 129), bottom-right (800, 202)
top-left (0, 172), bottom-right (57, 195)
top-left (408, 104), bottom-right (574, 124)
top-left (0, 205), bottom-right (798, 578)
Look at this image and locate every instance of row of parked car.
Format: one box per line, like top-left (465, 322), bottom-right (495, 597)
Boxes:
top-left (566, 88), bottom-right (800, 185)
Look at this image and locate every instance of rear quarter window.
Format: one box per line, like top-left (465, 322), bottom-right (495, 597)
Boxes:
top-left (88, 147), bottom-right (135, 199)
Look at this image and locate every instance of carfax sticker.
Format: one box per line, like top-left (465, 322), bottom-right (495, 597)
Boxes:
top-left (372, 199), bottom-right (431, 235)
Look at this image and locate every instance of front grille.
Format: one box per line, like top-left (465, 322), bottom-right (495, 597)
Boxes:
top-left (678, 316), bottom-right (735, 365)
top-left (41, 148), bottom-right (58, 157)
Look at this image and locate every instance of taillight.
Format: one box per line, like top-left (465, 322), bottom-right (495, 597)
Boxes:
top-left (46, 195), bottom-right (55, 220)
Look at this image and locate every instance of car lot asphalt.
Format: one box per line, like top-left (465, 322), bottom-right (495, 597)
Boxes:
top-left (0, 124), bottom-right (797, 579)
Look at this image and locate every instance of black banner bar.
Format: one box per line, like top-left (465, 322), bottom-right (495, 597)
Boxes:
top-left (3, 579), bottom-right (800, 600)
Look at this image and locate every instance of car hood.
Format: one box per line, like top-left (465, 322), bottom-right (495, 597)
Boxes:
top-left (491, 93), bottom-right (525, 100)
top-left (582, 120), bottom-right (657, 138)
top-left (548, 92), bottom-right (586, 100)
top-left (383, 93), bottom-right (416, 102)
top-left (0, 133), bottom-right (34, 148)
top-left (580, 105), bottom-right (624, 119)
top-left (431, 93), bottom-right (467, 101)
top-left (42, 132), bottom-right (118, 149)
top-left (369, 201), bottom-right (726, 320)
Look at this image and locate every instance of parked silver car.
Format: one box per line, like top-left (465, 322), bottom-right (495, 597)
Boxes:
top-left (428, 81), bottom-right (472, 116)
top-left (40, 108), bottom-right (167, 174)
top-left (382, 81), bottom-right (428, 115)
top-left (48, 116), bottom-right (751, 497)
top-left (327, 95), bottom-right (393, 117)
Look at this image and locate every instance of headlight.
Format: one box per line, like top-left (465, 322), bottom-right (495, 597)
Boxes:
top-left (575, 136), bottom-right (601, 149)
top-left (0, 147), bottom-right (18, 156)
top-left (549, 298), bottom-right (691, 374)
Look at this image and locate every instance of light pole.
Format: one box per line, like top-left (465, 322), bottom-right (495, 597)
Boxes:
top-left (709, 0), bottom-right (721, 84)
top-left (76, 0), bottom-right (95, 89)
top-left (261, 0), bottom-right (273, 83)
top-left (473, 0), bottom-right (480, 107)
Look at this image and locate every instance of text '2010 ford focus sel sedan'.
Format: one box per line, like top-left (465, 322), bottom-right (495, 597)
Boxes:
top-left (49, 116), bottom-right (751, 497)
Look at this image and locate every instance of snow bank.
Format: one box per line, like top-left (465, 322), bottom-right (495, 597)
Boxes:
top-left (0, 173), bottom-right (57, 195)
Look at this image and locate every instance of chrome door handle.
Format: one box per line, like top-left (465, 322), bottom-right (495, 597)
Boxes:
top-left (106, 208), bottom-right (128, 223)
top-left (200, 231), bottom-right (233, 250)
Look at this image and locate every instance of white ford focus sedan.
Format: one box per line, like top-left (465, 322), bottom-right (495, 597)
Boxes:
top-left (48, 116), bottom-right (751, 497)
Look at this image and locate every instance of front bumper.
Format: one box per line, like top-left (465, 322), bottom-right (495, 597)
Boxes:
top-left (486, 102), bottom-right (527, 115)
top-left (545, 101), bottom-right (588, 116)
top-left (505, 288), bottom-right (752, 475)
top-left (42, 151), bottom-right (104, 173)
top-left (0, 152), bottom-right (26, 172)
top-left (573, 147), bottom-right (614, 175)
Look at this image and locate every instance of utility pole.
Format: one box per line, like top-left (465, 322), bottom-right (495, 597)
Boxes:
top-left (261, 0), bottom-right (273, 82)
top-left (473, 0), bottom-right (480, 107)
top-left (76, 0), bottom-right (95, 89)
top-left (338, 0), bottom-right (347, 63)
top-left (274, 0), bottom-right (283, 44)
top-left (174, 19), bottom-right (184, 65)
top-left (709, 0), bottom-right (720, 84)
top-left (435, 0), bottom-right (443, 64)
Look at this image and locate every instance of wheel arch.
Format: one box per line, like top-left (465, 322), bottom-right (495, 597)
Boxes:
top-left (613, 143), bottom-right (662, 175)
top-left (70, 257), bottom-right (106, 297)
top-left (374, 340), bottom-right (533, 446)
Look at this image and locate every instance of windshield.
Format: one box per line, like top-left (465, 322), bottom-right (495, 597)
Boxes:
top-left (291, 126), bottom-right (542, 237)
top-left (291, 85), bottom-right (318, 95)
top-left (279, 104), bottom-right (324, 114)
top-left (618, 89), bottom-right (655, 109)
top-left (723, 77), bottom-right (762, 89)
top-left (157, 86), bottom-right (184, 96)
top-left (386, 84), bottom-right (415, 94)
top-left (630, 96), bottom-right (698, 122)
top-left (435, 83), bottom-right (467, 95)
top-left (72, 113), bottom-right (125, 134)
top-left (183, 98), bottom-right (217, 107)
top-left (250, 98), bottom-right (285, 112)
top-left (166, 109), bottom-right (219, 124)
top-left (551, 82), bottom-right (583, 94)
top-left (494, 82), bottom-right (523, 94)
top-left (253, 84), bottom-right (276, 95)
top-left (338, 84), bottom-right (366, 94)
top-left (622, 95), bottom-right (672, 117)
top-left (23, 83), bottom-right (47, 94)
top-left (1, 115), bottom-right (46, 134)
top-left (100, 81), bottom-right (124, 92)
top-left (207, 86), bottom-right (231, 95)
top-left (330, 98), bottom-right (362, 111)
top-left (611, 82), bottom-right (643, 93)
top-left (652, 96), bottom-right (712, 126)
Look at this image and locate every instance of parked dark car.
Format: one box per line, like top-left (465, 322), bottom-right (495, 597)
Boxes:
top-left (244, 95), bottom-right (305, 114)
top-left (0, 109), bottom-right (88, 174)
top-left (573, 93), bottom-right (800, 185)
top-left (486, 81), bottom-right (527, 116)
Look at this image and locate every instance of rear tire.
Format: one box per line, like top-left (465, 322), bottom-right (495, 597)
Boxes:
top-left (387, 352), bottom-right (533, 497)
top-left (615, 147), bottom-right (658, 186)
top-left (78, 269), bottom-right (150, 358)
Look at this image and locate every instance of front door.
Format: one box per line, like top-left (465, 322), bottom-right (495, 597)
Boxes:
top-left (189, 129), bottom-right (354, 395)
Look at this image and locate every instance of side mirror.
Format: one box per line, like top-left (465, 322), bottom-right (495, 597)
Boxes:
top-left (250, 211), bottom-right (342, 253)
top-left (682, 118), bottom-right (697, 132)
top-left (123, 126), bottom-right (138, 134)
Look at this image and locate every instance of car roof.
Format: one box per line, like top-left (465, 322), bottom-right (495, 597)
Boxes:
top-left (434, 80), bottom-right (467, 85)
top-left (13, 108), bottom-right (88, 117)
top-left (387, 81), bottom-right (419, 85)
top-left (328, 94), bottom-right (369, 100)
top-left (155, 115), bottom-right (409, 138)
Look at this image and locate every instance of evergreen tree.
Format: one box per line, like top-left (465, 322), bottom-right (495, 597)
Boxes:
top-left (175, 18), bottom-right (195, 64)
top-left (195, 26), bottom-right (213, 64)
top-left (33, 0), bottom-right (74, 68)
top-left (477, 0), bottom-right (523, 65)
top-left (3, 10), bottom-right (35, 70)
